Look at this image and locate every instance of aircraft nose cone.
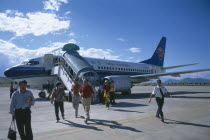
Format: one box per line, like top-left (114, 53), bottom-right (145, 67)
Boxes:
top-left (4, 69), bottom-right (11, 77)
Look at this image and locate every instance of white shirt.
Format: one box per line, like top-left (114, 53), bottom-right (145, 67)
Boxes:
top-left (13, 84), bottom-right (18, 90)
top-left (152, 86), bottom-right (168, 98)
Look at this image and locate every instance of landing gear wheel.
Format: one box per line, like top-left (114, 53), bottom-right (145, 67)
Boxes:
top-left (39, 91), bottom-right (46, 98)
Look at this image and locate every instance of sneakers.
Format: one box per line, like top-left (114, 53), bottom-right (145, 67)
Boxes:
top-left (55, 120), bottom-right (59, 123)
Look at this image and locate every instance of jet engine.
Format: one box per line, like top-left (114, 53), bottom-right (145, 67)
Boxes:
top-left (103, 76), bottom-right (133, 95)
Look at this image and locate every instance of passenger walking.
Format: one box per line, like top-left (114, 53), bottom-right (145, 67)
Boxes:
top-left (98, 82), bottom-right (104, 104)
top-left (103, 80), bottom-right (111, 110)
top-left (109, 81), bottom-right (116, 105)
top-left (9, 80), bottom-right (35, 140)
top-left (149, 80), bottom-right (171, 122)
top-left (51, 82), bottom-right (65, 123)
top-left (13, 81), bottom-right (18, 92)
top-left (10, 82), bottom-right (13, 98)
top-left (71, 78), bottom-right (81, 118)
top-left (80, 79), bottom-right (94, 123)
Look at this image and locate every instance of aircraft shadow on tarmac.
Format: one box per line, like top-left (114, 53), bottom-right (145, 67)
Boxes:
top-left (111, 102), bottom-right (148, 108)
top-left (172, 91), bottom-right (210, 99)
top-left (164, 119), bottom-right (210, 128)
top-left (116, 93), bottom-right (150, 99)
top-left (111, 108), bottom-right (144, 113)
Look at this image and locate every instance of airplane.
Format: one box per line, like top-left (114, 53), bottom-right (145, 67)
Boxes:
top-left (4, 37), bottom-right (210, 97)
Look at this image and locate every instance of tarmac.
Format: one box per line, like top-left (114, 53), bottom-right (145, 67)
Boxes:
top-left (0, 86), bottom-right (210, 140)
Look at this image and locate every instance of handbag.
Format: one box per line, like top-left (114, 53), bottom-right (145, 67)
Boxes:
top-left (7, 120), bottom-right (17, 140)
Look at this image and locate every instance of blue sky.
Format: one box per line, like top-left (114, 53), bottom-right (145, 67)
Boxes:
top-left (0, 0), bottom-right (210, 79)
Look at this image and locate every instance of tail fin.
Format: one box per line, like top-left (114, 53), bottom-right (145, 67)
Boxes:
top-left (140, 37), bottom-right (166, 67)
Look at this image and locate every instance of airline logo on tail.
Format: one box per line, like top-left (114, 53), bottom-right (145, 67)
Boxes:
top-left (156, 47), bottom-right (164, 60)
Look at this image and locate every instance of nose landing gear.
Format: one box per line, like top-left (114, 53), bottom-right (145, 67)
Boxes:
top-left (39, 90), bottom-right (46, 98)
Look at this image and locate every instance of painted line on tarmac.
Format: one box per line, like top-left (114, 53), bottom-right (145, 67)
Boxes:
top-left (33, 102), bottom-right (210, 140)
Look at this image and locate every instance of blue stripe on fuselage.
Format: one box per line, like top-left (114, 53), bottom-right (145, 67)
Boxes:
top-left (5, 67), bottom-right (49, 78)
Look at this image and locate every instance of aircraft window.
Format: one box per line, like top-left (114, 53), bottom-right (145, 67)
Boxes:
top-left (27, 61), bottom-right (39, 66)
top-left (112, 67), bottom-right (114, 70)
top-left (107, 67), bottom-right (109, 70)
top-left (121, 68), bottom-right (123, 71)
top-left (118, 68), bottom-right (120, 70)
top-left (98, 66), bottom-right (100, 69)
top-left (104, 67), bottom-right (106, 70)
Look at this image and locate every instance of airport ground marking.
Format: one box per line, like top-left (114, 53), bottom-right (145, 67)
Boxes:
top-left (33, 102), bottom-right (210, 140)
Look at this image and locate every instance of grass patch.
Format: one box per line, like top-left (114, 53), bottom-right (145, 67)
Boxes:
top-left (0, 77), bottom-right (13, 87)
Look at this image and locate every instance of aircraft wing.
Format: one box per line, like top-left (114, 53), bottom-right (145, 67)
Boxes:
top-left (162, 63), bottom-right (198, 70)
top-left (129, 68), bottom-right (210, 81)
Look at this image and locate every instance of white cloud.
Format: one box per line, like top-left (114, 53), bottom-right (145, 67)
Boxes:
top-left (69, 32), bottom-right (75, 37)
top-left (129, 48), bottom-right (141, 53)
top-left (79, 48), bottom-right (121, 61)
top-left (0, 39), bottom-right (63, 66)
top-left (65, 11), bottom-right (71, 15)
top-left (117, 38), bottom-right (125, 42)
top-left (68, 39), bottom-right (77, 44)
top-left (0, 39), bottom-right (121, 70)
top-left (179, 71), bottom-right (210, 79)
top-left (0, 11), bottom-right (70, 36)
top-left (43, 0), bottom-right (68, 11)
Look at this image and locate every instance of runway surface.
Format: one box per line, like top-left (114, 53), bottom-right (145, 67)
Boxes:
top-left (0, 86), bottom-right (210, 140)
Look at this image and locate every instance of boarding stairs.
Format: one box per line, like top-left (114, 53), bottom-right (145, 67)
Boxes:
top-left (51, 43), bottom-right (100, 102)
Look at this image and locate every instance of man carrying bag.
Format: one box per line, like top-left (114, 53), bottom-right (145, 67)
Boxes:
top-left (9, 80), bottom-right (35, 140)
top-left (8, 120), bottom-right (17, 140)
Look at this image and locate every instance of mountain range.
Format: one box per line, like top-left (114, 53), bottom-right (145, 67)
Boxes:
top-left (164, 78), bottom-right (210, 83)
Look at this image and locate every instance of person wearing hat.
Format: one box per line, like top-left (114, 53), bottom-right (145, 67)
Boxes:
top-left (9, 80), bottom-right (35, 140)
top-left (79, 79), bottom-right (94, 124)
top-left (51, 82), bottom-right (65, 122)
top-left (71, 78), bottom-right (81, 118)
top-left (149, 79), bottom-right (172, 122)
top-left (103, 80), bottom-right (111, 110)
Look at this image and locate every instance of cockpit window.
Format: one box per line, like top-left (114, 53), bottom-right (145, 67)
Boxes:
top-left (21, 61), bottom-right (28, 65)
top-left (27, 61), bottom-right (39, 66)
